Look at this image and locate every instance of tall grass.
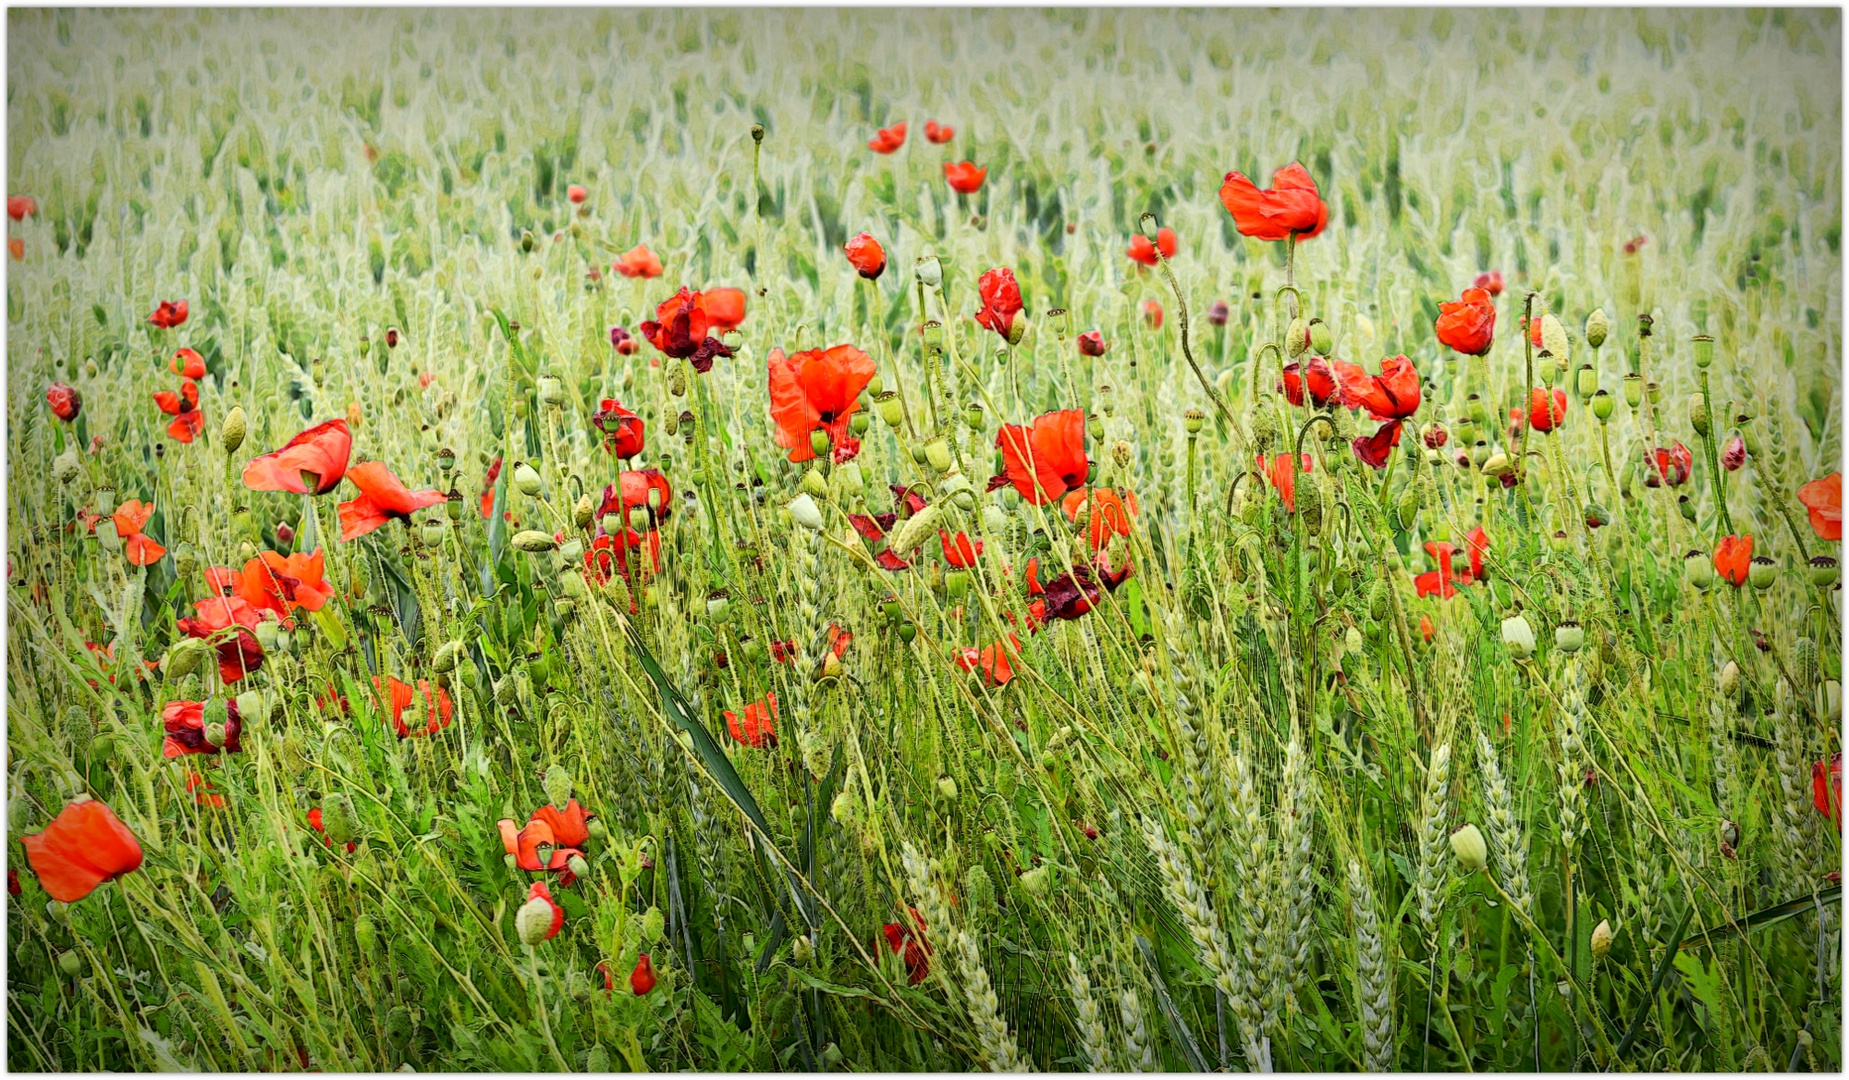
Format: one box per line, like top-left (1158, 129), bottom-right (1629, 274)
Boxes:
top-left (5, 8), bottom-right (1842, 1071)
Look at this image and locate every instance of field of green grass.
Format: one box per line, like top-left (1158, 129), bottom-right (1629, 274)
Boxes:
top-left (4, 7), bottom-right (1843, 1071)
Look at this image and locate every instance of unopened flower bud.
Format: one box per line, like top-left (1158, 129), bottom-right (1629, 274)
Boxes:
top-left (221, 406), bottom-right (247, 453)
top-left (520, 229), bottom-right (535, 253)
top-left (515, 894), bottom-right (557, 945)
top-left (1585, 308), bottom-right (1609, 349)
top-left (512, 530), bottom-right (558, 553)
top-left (1721, 435), bottom-right (1745, 471)
top-left (514, 462), bottom-right (542, 497)
top-left (787, 494), bottom-right (825, 532)
top-left (1308, 318), bottom-right (1333, 356)
top-left (1501, 614), bottom-right (1535, 659)
top-left (1590, 919), bottom-right (1613, 959)
top-left (800, 467), bottom-right (829, 499)
top-left (1285, 317), bottom-right (1308, 358)
top-left (52, 448), bottom-right (81, 486)
top-left (320, 793), bottom-right (358, 846)
top-left (1687, 394), bottom-right (1710, 437)
top-left (1539, 313), bottom-right (1569, 365)
top-left (1207, 300), bottom-right (1230, 326)
top-left (1450, 823), bottom-right (1488, 871)
top-left (1622, 373), bottom-right (1644, 409)
top-left (914, 255), bottom-right (941, 289)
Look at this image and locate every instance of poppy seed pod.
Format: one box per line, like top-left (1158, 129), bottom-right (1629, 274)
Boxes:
top-left (1685, 550), bottom-right (1715, 590)
top-left (433, 641), bottom-right (463, 673)
top-left (1688, 395), bottom-right (1710, 438)
top-left (1678, 495), bottom-right (1696, 523)
top-left (936, 775), bottom-right (957, 801)
top-left (1622, 373), bottom-right (1644, 409)
top-left (163, 636), bottom-right (212, 682)
top-left (514, 462), bottom-right (542, 497)
top-left (1184, 408), bottom-right (1205, 435)
top-left (512, 531), bottom-right (557, 553)
top-left (875, 391), bottom-right (904, 429)
top-left (1590, 919), bottom-right (1614, 959)
top-left (1555, 620), bottom-right (1585, 654)
top-left (1691, 334), bottom-right (1714, 370)
top-left (1449, 823), bottom-right (1488, 871)
top-left (1536, 351), bottom-right (1557, 388)
top-left (1717, 660), bottom-right (1740, 698)
top-left (1575, 364), bottom-right (1599, 402)
top-left (1809, 556), bottom-right (1839, 587)
top-left (1585, 308), bottom-right (1609, 350)
top-left (1501, 614), bottom-right (1535, 659)
top-left (1748, 557), bottom-right (1778, 590)
top-left (1308, 318), bottom-right (1333, 355)
top-left (800, 467), bottom-right (829, 499)
top-left (914, 255), bottom-right (942, 289)
top-left (538, 377), bottom-right (564, 408)
top-left (94, 520), bottom-right (121, 554)
top-left (1591, 390), bottom-right (1614, 423)
top-left (923, 437), bottom-right (953, 474)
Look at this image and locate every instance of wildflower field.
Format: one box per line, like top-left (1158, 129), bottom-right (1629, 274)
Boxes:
top-left (5, 7), bottom-right (1846, 1072)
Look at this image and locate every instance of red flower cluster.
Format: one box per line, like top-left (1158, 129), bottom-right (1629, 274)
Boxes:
top-left (1218, 163), bottom-right (1326, 241)
top-left (639, 287), bottom-right (745, 373)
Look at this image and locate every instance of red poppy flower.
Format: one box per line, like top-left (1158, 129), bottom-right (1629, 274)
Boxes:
top-left (869, 122), bottom-right (906, 154)
top-left (1644, 442), bottom-right (1693, 488)
top-left (630, 954), bottom-right (658, 995)
top-left (226, 550), bottom-right (332, 621)
top-left (956, 635), bottom-right (1021, 688)
top-left (944, 161), bottom-right (986, 194)
top-left (337, 461), bottom-right (445, 541)
top-left (844, 233), bottom-right (886, 280)
top-left (525, 881), bottom-right (566, 940)
top-left (1142, 300), bottom-right (1165, 329)
top-left (1218, 162), bottom-right (1327, 242)
top-left (1041, 561), bottom-right (1132, 621)
top-left (592, 399), bottom-right (645, 458)
top-left (924, 120), bottom-right (954, 144)
top-left (1813, 753), bottom-right (1842, 830)
top-left (1435, 287), bottom-right (1496, 356)
top-left (1798, 474), bottom-right (1842, 541)
top-left (1714, 534), bottom-right (1753, 588)
top-left (1257, 453), bottom-right (1312, 512)
top-left (1414, 540), bottom-right (1474, 600)
top-left (599, 468), bottom-right (675, 527)
top-left (105, 499), bottom-right (168, 566)
top-left (1077, 330), bottom-right (1108, 357)
top-left (609, 326), bottom-right (638, 355)
top-left (893, 484), bottom-right (929, 515)
top-left (373, 676), bottom-right (453, 738)
top-left (1061, 487), bottom-right (1138, 553)
top-left (975, 267), bottom-right (1024, 340)
top-left (1352, 421), bottom-right (1403, 469)
top-left (639, 287), bottom-right (736, 373)
top-left (1333, 355), bottom-right (1421, 422)
top-left (176, 594), bottom-right (266, 683)
top-left (725, 693), bottom-right (779, 748)
top-left (1526, 388), bottom-right (1568, 434)
top-left (8, 238), bottom-right (21, 260)
top-left (1281, 356), bottom-right (1337, 408)
top-left (1127, 227), bottom-right (1178, 266)
top-left (152, 379), bottom-right (204, 443)
top-left (8, 195), bottom-right (37, 221)
top-left (882, 912), bottom-right (932, 984)
top-left (940, 531), bottom-right (983, 569)
top-left (1464, 526), bottom-right (1490, 580)
top-left (46, 382), bottom-right (81, 423)
top-left (148, 299), bottom-right (188, 329)
top-left (23, 799), bottom-right (143, 902)
top-left (567, 183), bottom-right (587, 204)
top-left (478, 457), bottom-right (504, 520)
top-left (995, 409), bottom-right (1088, 505)
top-left (161, 699), bottom-right (244, 757)
top-left (1473, 271), bottom-right (1504, 296)
top-left (613, 244), bottom-right (663, 279)
top-left (584, 529), bottom-right (661, 584)
top-left (1419, 614), bottom-right (1436, 643)
top-left (169, 348), bottom-right (207, 379)
top-left (532, 799), bottom-right (595, 849)
top-left (498, 813), bottom-right (585, 883)
top-left (768, 345), bottom-right (877, 464)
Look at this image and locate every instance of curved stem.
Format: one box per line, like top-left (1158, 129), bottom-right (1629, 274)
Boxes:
top-left (1142, 213), bottom-right (1242, 443)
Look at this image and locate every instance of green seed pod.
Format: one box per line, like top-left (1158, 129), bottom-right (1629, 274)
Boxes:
top-left (1691, 334), bottom-right (1714, 370)
top-left (1622, 373), bottom-right (1644, 409)
top-left (1591, 390), bottom-right (1614, 422)
top-left (1685, 550), bottom-right (1715, 590)
top-left (235, 688), bottom-right (271, 728)
top-left (386, 1005), bottom-right (416, 1046)
top-left (1688, 394), bottom-right (1710, 438)
top-left (1585, 308), bottom-right (1609, 350)
top-left (642, 905), bottom-right (664, 944)
top-left (58, 950), bottom-right (83, 978)
top-left (994, 760), bottom-right (1018, 800)
top-left (512, 530), bottom-right (557, 553)
top-left (537, 376), bottom-right (564, 408)
top-left (1308, 318), bottom-right (1333, 356)
top-left (1285, 317), bottom-right (1309, 358)
top-left (433, 641), bottom-right (463, 674)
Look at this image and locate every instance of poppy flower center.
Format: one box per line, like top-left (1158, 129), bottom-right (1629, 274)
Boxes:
top-left (300, 470), bottom-right (321, 491)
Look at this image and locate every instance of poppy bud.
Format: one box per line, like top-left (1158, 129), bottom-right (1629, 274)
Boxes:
top-left (311, 358), bottom-right (325, 387)
top-left (1207, 300), bottom-right (1231, 327)
top-left (668, 364), bottom-right (687, 398)
top-left (320, 793), bottom-right (358, 847)
top-left (1678, 495), bottom-right (1696, 523)
top-left (1450, 823), bottom-right (1488, 871)
top-left (58, 949), bottom-right (83, 978)
top-left (1809, 556), bottom-right (1839, 587)
top-left (1308, 319), bottom-right (1333, 355)
top-left (538, 377), bottom-right (564, 408)
top-left (1720, 435), bottom-right (1745, 471)
top-left (1004, 314), bottom-right (1027, 347)
top-left (807, 427), bottom-right (833, 459)
top-left (564, 853), bottom-right (590, 881)
top-left (944, 568), bottom-right (969, 599)
top-left (630, 954), bottom-right (657, 995)
top-left (1584, 503), bottom-right (1610, 530)
top-left (1539, 314), bottom-right (1569, 365)
top-left (1573, 364), bottom-right (1598, 403)
top-left (1816, 680), bottom-right (1842, 722)
top-left (513, 531), bottom-right (558, 553)
top-left (1536, 351), bottom-right (1557, 388)
top-left (1622, 373), bottom-right (1644, 409)
top-left (1285, 317), bottom-right (1308, 358)
top-left (520, 230), bottom-right (535, 254)
top-left (1481, 450), bottom-right (1512, 477)
top-left (220, 406), bottom-right (248, 454)
top-left (52, 448), bottom-right (80, 486)
top-left (1646, 381), bottom-right (1662, 406)
top-left (1501, 614), bottom-right (1535, 659)
top-left (888, 503), bottom-right (943, 557)
top-left (541, 765), bottom-right (573, 808)
top-left (515, 894), bottom-right (557, 946)
top-left (1749, 557), bottom-right (1778, 590)
top-left (1687, 394), bottom-right (1710, 438)
top-left (799, 468), bottom-right (829, 500)
top-left (1184, 408), bottom-right (1205, 435)
top-left (1585, 309), bottom-right (1609, 350)
top-left (914, 255), bottom-right (942, 289)
top-left (937, 775), bottom-right (958, 801)
top-left (173, 541), bottom-right (200, 579)
top-left (514, 462), bottom-right (542, 497)
top-left (787, 494), bottom-right (825, 533)
top-left (1685, 550), bottom-right (1715, 590)
top-left (1590, 919), bottom-right (1613, 959)
top-left (641, 905), bottom-right (664, 944)
top-left (1550, 529), bottom-right (1570, 553)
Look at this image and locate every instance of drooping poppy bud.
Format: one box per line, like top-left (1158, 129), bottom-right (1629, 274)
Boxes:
top-left (630, 953), bottom-right (658, 995)
top-left (844, 232), bottom-right (886, 280)
top-left (1449, 824), bottom-right (1488, 871)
